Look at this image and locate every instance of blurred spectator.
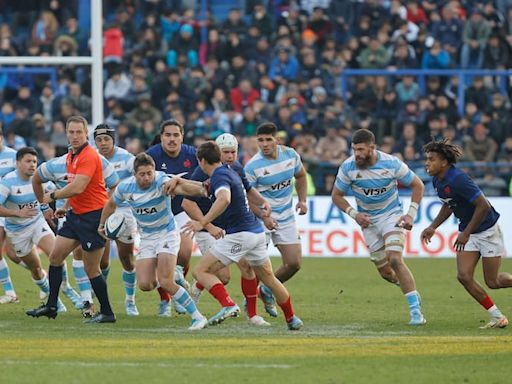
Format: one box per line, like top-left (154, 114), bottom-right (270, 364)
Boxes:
top-left (269, 47), bottom-right (299, 81)
top-left (431, 5), bottom-right (463, 56)
top-left (251, 2), bottom-right (272, 38)
top-left (421, 39), bottom-right (450, 69)
top-left (126, 94), bottom-right (162, 128)
top-left (461, 9), bottom-right (491, 69)
top-left (357, 37), bottom-right (390, 69)
top-left (222, 8), bottom-right (247, 37)
top-left (483, 33), bottom-right (510, 69)
top-left (395, 75), bottom-right (420, 104)
top-left (166, 24), bottom-right (198, 68)
top-left (7, 105), bottom-right (35, 145)
top-left (393, 121), bottom-right (424, 158)
top-left (465, 76), bottom-right (490, 110)
top-left (316, 127), bottom-right (348, 165)
top-left (464, 123), bottom-right (497, 162)
top-left (475, 169), bottom-right (508, 196)
top-left (31, 10), bottom-right (59, 52)
top-left (230, 79), bottom-right (260, 113)
top-left (104, 69), bottom-right (131, 101)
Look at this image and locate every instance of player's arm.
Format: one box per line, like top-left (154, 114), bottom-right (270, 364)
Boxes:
top-left (0, 185), bottom-right (37, 218)
top-left (421, 203), bottom-right (453, 244)
top-left (163, 178), bottom-right (207, 197)
top-left (294, 165), bottom-right (308, 215)
top-left (331, 186), bottom-right (372, 228)
top-left (182, 198), bottom-right (224, 239)
top-left (32, 171), bottom-right (45, 203)
top-left (201, 188), bottom-right (230, 226)
top-left (397, 175), bottom-right (424, 230)
top-left (45, 174), bottom-right (91, 202)
top-left (461, 194), bottom-right (491, 236)
top-left (247, 188), bottom-right (271, 218)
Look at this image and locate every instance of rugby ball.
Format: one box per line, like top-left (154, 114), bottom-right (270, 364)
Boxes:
top-left (105, 213), bottom-right (126, 240)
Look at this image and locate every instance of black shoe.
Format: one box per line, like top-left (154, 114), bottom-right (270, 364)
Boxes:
top-left (83, 313), bottom-right (116, 324)
top-left (26, 304), bottom-right (58, 319)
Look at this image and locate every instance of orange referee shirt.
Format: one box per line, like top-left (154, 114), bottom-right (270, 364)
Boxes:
top-left (66, 143), bottom-right (108, 214)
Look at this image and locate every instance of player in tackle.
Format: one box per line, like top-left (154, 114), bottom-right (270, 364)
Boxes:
top-left (331, 129), bottom-right (426, 325)
top-left (421, 139), bottom-right (511, 328)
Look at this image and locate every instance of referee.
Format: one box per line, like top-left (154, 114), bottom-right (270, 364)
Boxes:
top-left (27, 116), bottom-right (115, 323)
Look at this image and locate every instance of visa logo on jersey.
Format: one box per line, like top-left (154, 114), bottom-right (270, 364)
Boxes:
top-left (270, 179), bottom-right (291, 191)
top-left (362, 187), bottom-right (387, 196)
top-left (18, 201), bottom-right (39, 210)
top-left (136, 207), bottom-right (157, 215)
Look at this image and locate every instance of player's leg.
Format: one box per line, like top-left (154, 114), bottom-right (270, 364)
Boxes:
top-left (274, 243), bottom-right (302, 283)
top-left (0, 225), bottom-right (17, 303)
top-left (116, 238), bottom-right (138, 316)
top-left (38, 229), bottom-right (82, 309)
top-left (237, 258), bottom-right (269, 326)
top-left (100, 240), bottom-right (111, 281)
top-left (482, 257), bottom-right (512, 289)
top-left (193, 250), bottom-right (240, 325)
top-left (480, 225), bottom-right (512, 290)
top-left (156, 249), bottom-right (207, 330)
top-left (72, 247), bottom-right (94, 312)
top-left (370, 248), bottom-right (399, 285)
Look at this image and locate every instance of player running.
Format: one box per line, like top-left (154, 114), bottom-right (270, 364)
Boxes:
top-left (421, 139), bottom-right (511, 329)
top-left (182, 133), bottom-right (271, 326)
top-left (182, 141), bottom-right (303, 330)
top-left (331, 129), bottom-right (426, 325)
top-left (244, 123), bottom-right (308, 317)
top-left (99, 153), bottom-right (208, 330)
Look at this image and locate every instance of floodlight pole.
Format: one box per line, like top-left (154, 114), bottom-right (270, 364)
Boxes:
top-left (91, 0), bottom-right (104, 127)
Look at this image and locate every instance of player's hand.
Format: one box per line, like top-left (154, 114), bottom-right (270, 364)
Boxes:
top-left (396, 214), bottom-right (414, 230)
top-left (263, 216), bottom-right (278, 231)
top-left (181, 220), bottom-right (204, 237)
top-left (421, 226), bottom-right (435, 244)
top-left (42, 192), bottom-right (53, 204)
top-left (54, 208), bottom-right (67, 219)
top-left (97, 224), bottom-right (108, 240)
top-left (296, 201), bottom-right (307, 215)
top-left (355, 213), bottom-right (372, 229)
top-left (261, 201), bottom-right (272, 217)
top-left (43, 209), bottom-right (57, 229)
top-left (205, 224), bottom-right (225, 240)
top-left (454, 231), bottom-right (470, 252)
top-left (162, 178), bottom-right (180, 197)
top-left (18, 206), bottom-right (38, 218)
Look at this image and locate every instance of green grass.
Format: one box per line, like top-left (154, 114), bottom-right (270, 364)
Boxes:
top-left (1, 257), bottom-right (512, 384)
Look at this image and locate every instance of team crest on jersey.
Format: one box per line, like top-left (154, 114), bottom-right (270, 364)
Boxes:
top-left (184, 159), bottom-right (191, 168)
top-left (161, 163), bottom-right (167, 170)
top-left (230, 244), bottom-right (242, 254)
top-left (16, 188), bottom-right (21, 194)
top-left (263, 169), bottom-right (270, 175)
top-left (287, 161), bottom-right (293, 167)
top-left (444, 186), bottom-right (451, 194)
top-left (356, 173), bottom-right (362, 178)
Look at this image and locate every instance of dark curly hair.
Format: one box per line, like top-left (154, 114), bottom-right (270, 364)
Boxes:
top-left (423, 139), bottom-right (463, 164)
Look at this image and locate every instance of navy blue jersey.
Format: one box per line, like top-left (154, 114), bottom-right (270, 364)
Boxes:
top-left (188, 161), bottom-right (252, 229)
top-left (146, 143), bottom-right (198, 215)
top-left (210, 164), bottom-right (263, 234)
top-left (433, 166), bottom-right (499, 233)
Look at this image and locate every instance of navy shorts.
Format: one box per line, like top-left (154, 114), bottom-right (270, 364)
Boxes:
top-left (59, 209), bottom-right (106, 251)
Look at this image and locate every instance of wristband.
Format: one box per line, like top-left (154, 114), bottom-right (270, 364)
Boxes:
top-left (98, 223), bottom-right (105, 229)
top-left (407, 202), bottom-right (419, 220)
top-left (345, 207), bottom-right (358, 220)
top-left (40, 204), bottom-right (50, 212)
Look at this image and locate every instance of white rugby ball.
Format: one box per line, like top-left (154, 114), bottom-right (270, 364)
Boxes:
top-left (105, 213), bottom-right (126, 240)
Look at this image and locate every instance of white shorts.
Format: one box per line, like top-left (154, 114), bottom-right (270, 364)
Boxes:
top-left (174, 211), bottom-right (190, 229)
top-left (195, 231), bottom-right (216, 255)
top-left (210, 231), bottom-right (268, 266)
top-left (6, 217), bottom-right (53, 257)
top-left (137, 230), bottom-right (180, 260)
top-left (116, 208), bottom-right (137, 244)
top-left (464, 223), bottom-right (505, 257)
top-left (362, 212), bottom-right (404, 253)
top-left (265, 220), bottom-right (301, 246)
top-left (0, 217), bottom-right (5, 228)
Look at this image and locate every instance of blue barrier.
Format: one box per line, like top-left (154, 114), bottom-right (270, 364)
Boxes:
top-left (340, 69), bottom-right (512, 116)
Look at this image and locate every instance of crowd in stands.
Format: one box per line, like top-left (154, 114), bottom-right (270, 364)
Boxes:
top-left (1, 0), bottom-right (512, 196)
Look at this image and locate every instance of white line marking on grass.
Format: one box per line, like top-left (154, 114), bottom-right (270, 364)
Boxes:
top-left (2, 360), bottom-right (294, 369)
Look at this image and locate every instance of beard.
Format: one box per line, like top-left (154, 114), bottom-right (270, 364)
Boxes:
top-left (355, 154), bottom-right (372, 168)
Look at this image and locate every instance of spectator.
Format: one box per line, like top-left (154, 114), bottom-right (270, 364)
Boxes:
top-left (126, 94), bottom-right (162, 129)
top-left (393, 121), bottom-right (424, 157)
top-left (483, 33), bottom-right (510, 69)
top-left (431, 5), bottom-right (464, 56)
top-left (269, 47), bottom-right (299, 81)
top-left (166, 24), bottom-right (198, 68)
top-left (395, 75), bottom-right (420, 104)
top-left (104, 69), bottom-right (131, 101)
top-left (222, 8), bottom-right (247, 37)
top-left (461, 9), bottom-right (491, 69)
top-left (464, 123), bottom-right (497, 162)
top-left (421, 39), bottom-right (450, 69)
top-left (7, 105), bottom-right (34, 145)
top-left (251, 2), bottom-right (273, 38)
top-left (316, 127), bottom-right (348, 165)
top-left (31, 10), bottom-right (59, 52)
top-left (475, 169), bottom-right (508, 196)
top-left (465, 76), bottom-right (490, 110)
top-left (357, 37), bottom-right (390, 69)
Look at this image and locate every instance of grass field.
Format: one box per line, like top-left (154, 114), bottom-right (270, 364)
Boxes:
top-left (1, 257), bottom-right (512, 384)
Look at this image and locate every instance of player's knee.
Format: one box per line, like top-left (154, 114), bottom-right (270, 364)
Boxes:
top-left (287, 259), bottom-right (301, 274)
top-left (485, 279), bottom-right (500, 289)
top-left (138, 280), bottom-right (155, 291)
top-left (218, 274), bottom-right (230, 285)
top-left (457, 272), bottom-right (473, 286)
top-left (388, 255), bottom-right (403, 271)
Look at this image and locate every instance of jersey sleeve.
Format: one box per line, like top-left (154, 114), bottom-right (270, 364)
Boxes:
top-left (334, 164), bottom-right (351, 193)
top-left (126, 155), bottom-right (135, 174)
top-left (112, 182), bottom-right (126, 206)
top-left (102, 159), bottom-right (120, 188)
top-left (292, 149), bottom-right (303, 175)
top-left (211, 170), bottom-right (231, 197)
top-left (452, 172), bottom-right (482, 203)
top-left (0, 182), bottom-right (10, 205)
top-left (394, 158), bottom-right (415, 186)
top-left (37, 162), bottom-right (52, 183)
top-left (75, 151), bottom-right (99, 178)
top-left (244, 164), bottom-right (257, 188)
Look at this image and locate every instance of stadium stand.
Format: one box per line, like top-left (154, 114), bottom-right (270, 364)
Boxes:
top-left (1, 0), bottom-right (512, 196)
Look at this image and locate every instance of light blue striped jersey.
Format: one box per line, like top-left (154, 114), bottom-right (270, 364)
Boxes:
top-left (101, 146), bottom-right (134, 208)
top-left (0, 146), bottom-right (16, 178)
top-left (113, 171), bottom-right (176, 236)
top-left (244, 145), bottom-right (302, 224)
top-left (0, 170), bottom-right (44, 232)
top-left (334, 151), bottom-right (415, 219)
top-left (37, 154), bottom-right (120, 209)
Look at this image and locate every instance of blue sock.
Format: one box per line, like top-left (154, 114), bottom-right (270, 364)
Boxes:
top-left (173, 286), bottom-right (201, 320)
top-left (122, 269), bottom-right (136, 301)
top-left (0, 258), bottom-right (16, 296)
top-left (405, 290), bottom-right (421, 312)
top-left (72, 259), bottom-right (92, 303)
top-left (101, 265), bottom-right (111, 281)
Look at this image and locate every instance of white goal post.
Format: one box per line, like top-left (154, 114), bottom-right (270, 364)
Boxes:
top-left (0, 0), bottom-right (104, 126)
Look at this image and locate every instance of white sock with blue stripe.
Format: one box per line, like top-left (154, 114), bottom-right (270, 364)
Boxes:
top-left (405, 290), bottom-right (421, 313)
top-left (101, 264), bottom-right (111, 281)
top-left (0, 258), bottom-right (16, 296)
top-left (72, 259), bottom-right (92, 303)
top-left (122, 269), bottom-right (136, 301)
top-left (173, 286), bottom-right (202, 320)
top-left (33, 272), bottom-right (49, 295)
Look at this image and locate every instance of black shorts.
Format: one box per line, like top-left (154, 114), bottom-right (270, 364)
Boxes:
top-left (59, 209), bottom-right (106, 251)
